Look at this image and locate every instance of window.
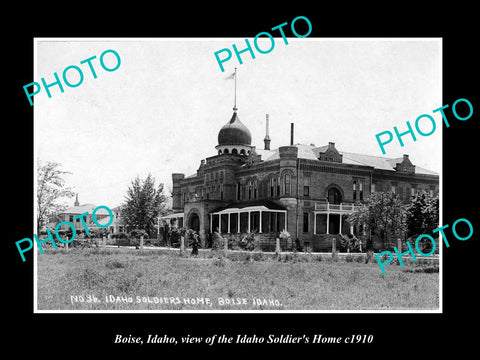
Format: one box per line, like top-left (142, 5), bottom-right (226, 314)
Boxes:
top-left (220, 184), bottom-right (224, 201)
top-left (371, 183), bottom-right (376, 193)
top-left (303, 212), bottom-right (309, 233)
top-left (236, 183), bottom-right (241, 200)
top-left (253, 180), bottom-right (258, 199)
top-left (248, 180), bottom-right (252, 199)
top-left (392, 183), bottom-right (397, 194)
top-left (353, 181), bottom-right (357, 200)
top-left (429, 186), bottom-right (435, 197)
top-left (277, 176), bottom-right (281, 196)
top-left (359, 182), bottom-right (363, 200)
top-left (411, 186), bottom-right (416, 197)
top-left (270, 177), bottom-right (275, 197)
top-left (284, 174), bottom-right (291, 195)
top-left (304, 176), bottom-right (310, 197)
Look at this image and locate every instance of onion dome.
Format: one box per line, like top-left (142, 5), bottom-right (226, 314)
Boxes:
top-left (217, 110), bottom-right (252, 146)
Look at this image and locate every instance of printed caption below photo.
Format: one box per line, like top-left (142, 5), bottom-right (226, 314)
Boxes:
top-left (114, 334), bottom-right (374, 345)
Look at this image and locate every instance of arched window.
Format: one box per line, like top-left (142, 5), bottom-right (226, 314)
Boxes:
top-left (224, 148), bottom-right (229, 154)
top-left (277, 176), bottom-right (281, 196)
top-left (284, 173), bottom-right (291, 195)
top-left (240, 149), bottom-right (246, 155)
top-left (253, 179), bottom-right (258, 199)
top-left (218, 149), bottom-right (222, 155)
top-left (353, 181), bottom-right (357, 201)
top-left (232, 148), bottom-right (238, 155)
top-left (327, 187), bottom-right (342, 204)
top-left (359, 182), bottom-right (363, 200)
top-left (248, 180), bottom-right (252, 199)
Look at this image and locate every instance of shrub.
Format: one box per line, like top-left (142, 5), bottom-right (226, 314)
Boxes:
top-left (338, 234), bottom-right (366, 253)
top-left (211, 232), bottom-right (224, 250)
top-left (129, 229), bottom-right (148, 239)
top-left (168, 227), bottom-right (185, 248)
top-left (112, 232), bottom-right (128, 239)
top-left (403, 266), bottom-right (439, 273)
top-left (239, 232), bottom-right (256, 251)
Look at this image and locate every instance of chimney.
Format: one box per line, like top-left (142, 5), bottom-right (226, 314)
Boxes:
top-left (264, 114), bottom-right (271, 150)
top-left (403, 154), bottom-right (409, 161)
top-left (290, 123), bottom-right (294, 145)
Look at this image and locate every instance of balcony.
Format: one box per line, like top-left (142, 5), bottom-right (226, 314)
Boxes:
top-left (314, 202), bottom-right (358, 213)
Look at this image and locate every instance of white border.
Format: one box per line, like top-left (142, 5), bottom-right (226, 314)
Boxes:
top-left (33, 37), bottom-right (443, 314)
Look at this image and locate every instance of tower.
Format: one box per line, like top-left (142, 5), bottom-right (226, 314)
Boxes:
top-left (74, 193), bottom-right (79, 207)
top-left (215, 68), bottom-right (252, 156)
top-left (264, 114), bottom-right (271, 150)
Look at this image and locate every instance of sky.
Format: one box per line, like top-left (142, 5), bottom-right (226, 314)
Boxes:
top-left (35, 38), bottom-right (442, 209)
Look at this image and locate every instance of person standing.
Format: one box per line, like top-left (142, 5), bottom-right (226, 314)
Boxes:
top-left (191, 231), bottom-right (199, 256)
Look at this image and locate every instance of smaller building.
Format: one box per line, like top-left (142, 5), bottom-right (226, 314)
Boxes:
top-left (55, 195), bottom-right (124, 235)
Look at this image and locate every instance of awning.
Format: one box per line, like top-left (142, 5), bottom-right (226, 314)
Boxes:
top-left (212, 199), bottom-right (286, 214)
top-left (159, 212), bottom-right (184, 220)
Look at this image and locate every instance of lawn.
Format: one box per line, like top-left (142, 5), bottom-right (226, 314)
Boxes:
top-left (36, 248), bottom-right (439, 311)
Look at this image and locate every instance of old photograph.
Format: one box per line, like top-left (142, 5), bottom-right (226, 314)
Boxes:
top-left (33, 38), bottom-right (442, 312)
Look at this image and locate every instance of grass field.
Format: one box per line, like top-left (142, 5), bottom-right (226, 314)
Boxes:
top-left (36, 248), bottom-right (439, 311)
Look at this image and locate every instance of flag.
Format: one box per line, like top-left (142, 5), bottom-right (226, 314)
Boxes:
top-left (224, 72), bottom-right (235, 80)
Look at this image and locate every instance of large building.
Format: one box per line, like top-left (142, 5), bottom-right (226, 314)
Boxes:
top-left (168, 106), bottom-right (439, 251)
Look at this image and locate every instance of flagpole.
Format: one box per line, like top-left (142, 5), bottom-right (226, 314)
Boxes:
top-left (234, 67), bottom-right (237, 111)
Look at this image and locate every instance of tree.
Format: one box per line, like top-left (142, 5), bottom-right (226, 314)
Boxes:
top-left (121, 174), bottom-right (168, 238)
top-left (406, 190), bottom-right (439, 238)
top-left (348, 191), bottom-right (407, 249)
top-left (37, 160), bottom-right (75, 231)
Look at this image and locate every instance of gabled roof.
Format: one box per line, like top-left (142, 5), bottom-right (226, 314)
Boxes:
top-left (59, 204), bottom-right (112, 216)
top-left (257, 143), bottom-right (438, 175)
